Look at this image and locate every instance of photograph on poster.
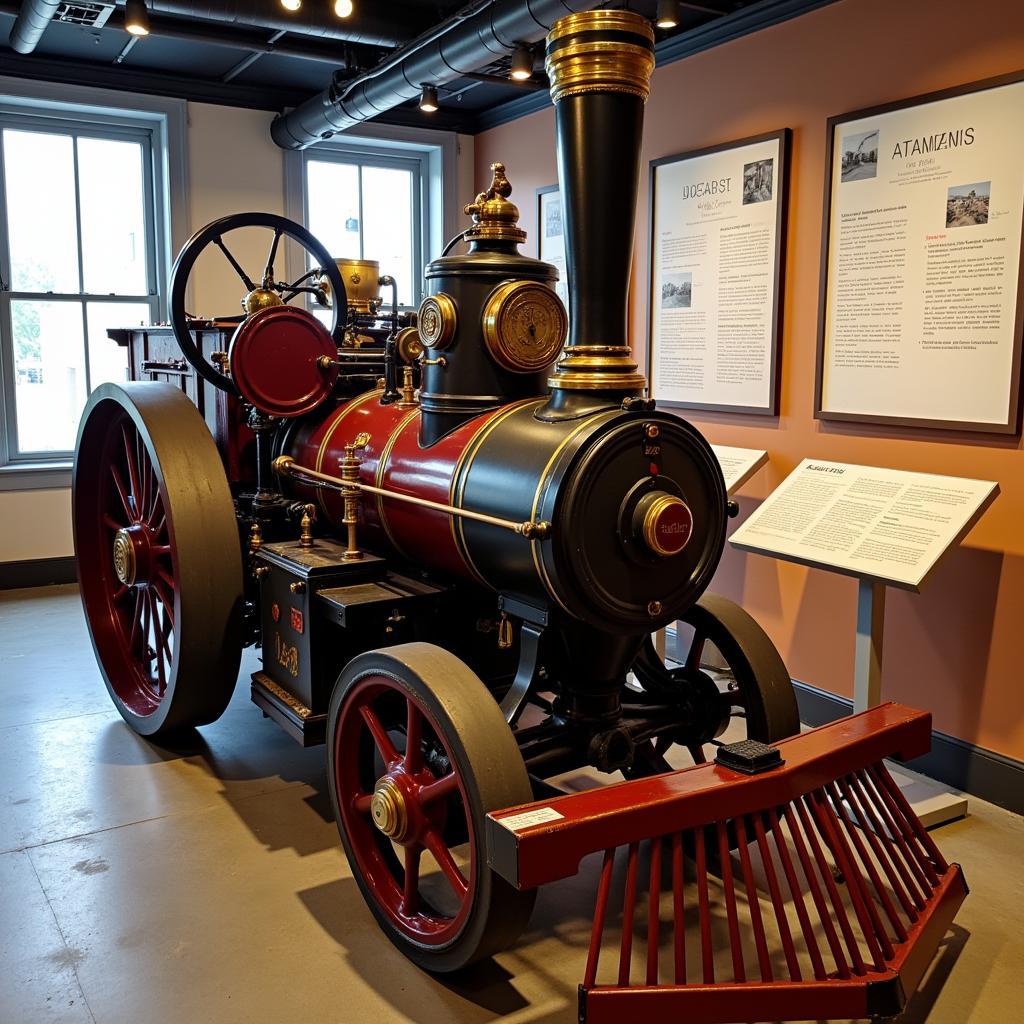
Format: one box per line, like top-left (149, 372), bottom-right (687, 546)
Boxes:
top-left (946, 181), bottom-right (991, 227)
top-left (647, 129), bottom-right (789, 414)
top-left (840, 128), bottom-right (879, 181)
top-left (816, 71), bottom-right (1024, 432)
top-left (537, 185), bottom-right (568, 308)
top-left (661, 272), bottom-right (693, 308)
top-left (743, 158), bottom-right (774, 204)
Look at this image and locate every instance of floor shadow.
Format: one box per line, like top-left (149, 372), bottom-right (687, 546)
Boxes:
top-left (895, 923), bottom-right (972, 1024)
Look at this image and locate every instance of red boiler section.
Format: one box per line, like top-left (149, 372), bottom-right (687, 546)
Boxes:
top-left (283, 387), bottom-right (516, 584)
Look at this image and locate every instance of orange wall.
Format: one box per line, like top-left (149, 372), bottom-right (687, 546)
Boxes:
top-left (475, 0), bottom-right (1024, 760)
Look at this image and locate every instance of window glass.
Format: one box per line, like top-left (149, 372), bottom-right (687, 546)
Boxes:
top-left (3, 129), bottom-right (80, 293)
top-left (362, 166), bottom-right (414, 307)
top-left (79, 136), bottom-right (148, 295)
top-left (11, 300), bottom-right (87, 453)
top-left (86, 301), bottom-right (147, 388)
top-left (306, 159), bottom-right (360, 261)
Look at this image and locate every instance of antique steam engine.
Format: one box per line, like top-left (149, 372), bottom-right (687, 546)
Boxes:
top-left (74, 11), bottom-right (964, 1018)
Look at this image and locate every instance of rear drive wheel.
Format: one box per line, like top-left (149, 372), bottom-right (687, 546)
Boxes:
top-left (328, 642), bottom-right (536, 972)
top-left (73, 382), bottom-right (243, 736)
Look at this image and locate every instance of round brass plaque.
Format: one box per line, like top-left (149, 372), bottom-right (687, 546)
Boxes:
top-left (417, 293), bottom-right (457, 350)
top-left (482, 280), bottom-right (567, 373)
top-left (394, 326), bottom-right (424, 364)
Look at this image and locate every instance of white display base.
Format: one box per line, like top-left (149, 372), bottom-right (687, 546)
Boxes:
top-left (887, 761), bottom-right (968, 829)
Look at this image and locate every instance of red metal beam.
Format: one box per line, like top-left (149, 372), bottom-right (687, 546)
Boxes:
top-left (487, 702), bottom-right (932, 890)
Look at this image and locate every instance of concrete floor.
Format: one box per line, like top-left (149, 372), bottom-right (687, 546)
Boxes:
top-left (1, 583), bottom-right (1022, 1024)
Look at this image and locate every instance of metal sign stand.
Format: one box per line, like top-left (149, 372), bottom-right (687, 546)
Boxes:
top-left (853, 576), bottom-right (968, 828)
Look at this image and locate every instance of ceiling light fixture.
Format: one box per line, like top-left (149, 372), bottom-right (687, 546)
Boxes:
top-left (509, 44), bottom-right (533, 81)
top-left (280, 0), bottom-right (302, 11)
top-left (419, 84), bottom-right (439, 113)
top-left (655, 0), bottom-right (679, 29)
top-left (334, 0), bottom-right (353, 16)
top-left (124, 0), bottom-right (150, 36)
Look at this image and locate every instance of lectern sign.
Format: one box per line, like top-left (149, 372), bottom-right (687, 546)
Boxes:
top-left (730, 459), bottom-right (998, 591)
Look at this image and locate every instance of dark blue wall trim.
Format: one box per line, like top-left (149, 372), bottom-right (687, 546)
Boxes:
top-left (794, 680), bottom-right (1024, 818)
top-left (473, 0), bottom-right (842, 132)
top-left (0, 556), bottom-right (77, 591)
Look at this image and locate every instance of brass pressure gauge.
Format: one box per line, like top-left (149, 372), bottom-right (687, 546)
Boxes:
top-left (417, 293), bottom-right (457, 349)
top-left (482, 280), bottom-right (567, 373)
top-left (394, 326), bottom-right (424, 364)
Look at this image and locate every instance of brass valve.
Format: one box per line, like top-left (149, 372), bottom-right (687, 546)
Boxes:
top-left (463, 162), bottom-right (526, 245)
top-left (248, 521), bottom-right (263, 556)
top-left (299, 504), bottom-right (317, 547)
top-left (396, 365), bottom-right (418, 409)
top-left (498, 612), bottom-right (513, 650)
top-left (340, 432), bottom-right (371, 562)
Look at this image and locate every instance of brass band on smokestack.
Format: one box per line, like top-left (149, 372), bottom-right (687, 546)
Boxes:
top-left (544, 10), bottom-right (655, 394)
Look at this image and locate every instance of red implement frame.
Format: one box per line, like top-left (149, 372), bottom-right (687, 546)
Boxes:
top-left (486, 703), bottom-right (966, 1023)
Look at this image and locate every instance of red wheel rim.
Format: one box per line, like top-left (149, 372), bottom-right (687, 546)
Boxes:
top-left (335, 675), bottom-right (476, 946)
top-left (78, 407), bottom-right (178, 719)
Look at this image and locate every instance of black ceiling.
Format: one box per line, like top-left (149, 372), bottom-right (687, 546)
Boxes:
top-left (0, 1), bottom-right (836, 135)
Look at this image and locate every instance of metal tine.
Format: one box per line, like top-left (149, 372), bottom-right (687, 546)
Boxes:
top-left (647, 836), bottom-right (662, 986)
top-left (806, 789), bottom-right (891, 968)
top-left (827, 780), bottom-right (909, 943)
top-left (874, 763), bottom-right (950, 873)
top-left (671, 830), bottom-right (686, 985)
top-left (618, 842), bottom-right (640, 986)
top-left (841, 773), bottom-right (921, 919)
top-left (695, 827), bottom-right (715, 984)
top-left (864, 764), bottom-right (940, 887)
top-left (585, 847), bottom-right (616, 988)
top-left (767, 807), bottom-right (826, 980)
top-left (794, 796), bottom-right (863, 975)
top-left (735, 815), bottom-right (773, 982)
top-left (752, 812), bottom-right (802, 981)
top-left (855, 767), bottom-right (931, 902)
top-left (716, 819), bottom-right (746, 983)
top-left (782, 803), bottom-right (852, 979)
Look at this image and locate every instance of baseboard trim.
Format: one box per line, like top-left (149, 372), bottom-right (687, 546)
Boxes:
top-left (0, 555), bottom-right (77, 590)
top-left (794, 680), bottom-right (1024, 817)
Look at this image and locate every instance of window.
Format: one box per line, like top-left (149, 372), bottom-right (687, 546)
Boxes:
top-left (0, 113), bottom-right (162, 464)
top-left (303, 145), bottom-right (426, 309)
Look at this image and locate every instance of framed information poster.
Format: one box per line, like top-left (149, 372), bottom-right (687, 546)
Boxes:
top-left (647, 129), bottom-right (789, 415)
top-left (537, 185), bottom-right (568, 308)
top-left (816, 71), bottom-right (1024, 433)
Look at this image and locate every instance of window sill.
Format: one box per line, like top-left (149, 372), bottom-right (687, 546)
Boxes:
top-left (0, 463), bottom-right (72, 492)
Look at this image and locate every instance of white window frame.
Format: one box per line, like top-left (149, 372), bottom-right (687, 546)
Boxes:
top-left (285, 124), bottom-right (460, 312)
top-left (0, 78), bottom-right (186, 491)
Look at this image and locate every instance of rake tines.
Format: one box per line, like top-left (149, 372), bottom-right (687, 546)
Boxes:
top-left (580, 759), bottom-right (957, 1022)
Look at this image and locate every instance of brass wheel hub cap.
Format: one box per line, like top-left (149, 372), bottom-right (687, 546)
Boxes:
top-left (112, 529), bottom-right (137, 586)
top-left (370, 776), bottom-right (408, 840)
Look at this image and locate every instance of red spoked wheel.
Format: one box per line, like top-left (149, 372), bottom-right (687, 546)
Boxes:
top-left (73, 382), bottom-right (243, 736)
top-left (328, 643), bottom-right (536, 972)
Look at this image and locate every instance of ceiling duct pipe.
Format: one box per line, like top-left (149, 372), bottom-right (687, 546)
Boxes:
top-left (146, 0), bottom-right (424, 48)
top-left (271, 0), bottom-right (601, 149)
top-left (8, 0), bottom-right (61, 53)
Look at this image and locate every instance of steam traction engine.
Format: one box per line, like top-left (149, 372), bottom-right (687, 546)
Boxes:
top-left (74, 11), bottom-right (965, 1020)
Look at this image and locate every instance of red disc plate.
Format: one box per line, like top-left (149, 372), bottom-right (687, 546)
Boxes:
top-left (229, 306), bottom-right (338, 418)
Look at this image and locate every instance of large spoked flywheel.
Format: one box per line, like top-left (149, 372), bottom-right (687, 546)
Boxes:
top-left (328, 643), bottom-right (536, 972)
top-left (169, 212), bottom-right (348, 395)
top-left (73, 382), bottom-right (244, 736)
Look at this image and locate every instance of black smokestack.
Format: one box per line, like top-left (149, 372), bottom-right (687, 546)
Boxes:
top-left (544, 10), bottom-right (655, 397)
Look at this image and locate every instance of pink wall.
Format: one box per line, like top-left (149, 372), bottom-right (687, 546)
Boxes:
top-left (474, 0), bottom-right (1024, 760)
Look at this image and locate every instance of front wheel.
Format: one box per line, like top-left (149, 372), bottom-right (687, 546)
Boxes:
top-left (327, 643), bottom-right (536, 972)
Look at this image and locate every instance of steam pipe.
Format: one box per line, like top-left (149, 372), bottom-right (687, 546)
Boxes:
top-left (8, 0), bottom-right (60, 54)
top-left (271, 0), bottom-right (600, 149)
